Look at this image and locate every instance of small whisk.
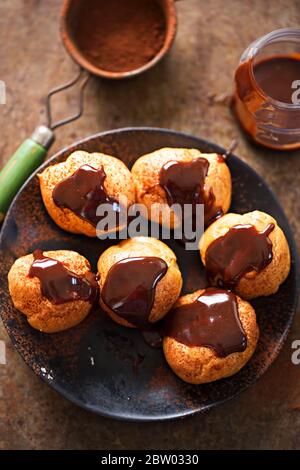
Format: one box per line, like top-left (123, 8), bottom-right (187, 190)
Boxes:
top-left (0, 67), bottom-right (89, 221)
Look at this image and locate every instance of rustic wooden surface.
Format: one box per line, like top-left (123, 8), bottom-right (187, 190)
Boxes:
top-left (1, 0), bottom-right (300, 450)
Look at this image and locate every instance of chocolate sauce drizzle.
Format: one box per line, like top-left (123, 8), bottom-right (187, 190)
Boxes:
top-left (205, 223), bottom-right (275, 289)
top-left (254, 55), bottom-right (300, 103)
top-left (53, 164), bottom-right (121, 227)
top-left (165, 288), bottom-right (247, 357)
top-left (28, 250), bottom-right (98, 304)
top-left (101, 256), bottom-right (168, 329)
top-left (159, 158), bottom-right (222, 228)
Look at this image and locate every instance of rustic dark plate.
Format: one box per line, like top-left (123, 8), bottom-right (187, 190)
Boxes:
top-left (0, 128), bottom-right (298, 421)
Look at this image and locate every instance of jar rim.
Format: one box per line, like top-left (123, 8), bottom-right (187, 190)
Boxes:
top-left (241, 28), bottom-right (300, 110)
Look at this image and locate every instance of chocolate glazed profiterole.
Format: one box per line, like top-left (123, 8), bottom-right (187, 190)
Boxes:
top-left (205, 223), bottom-right (275, 289)
top-left (159, 158), bottom-right (222, 228)
top-left (165, 288), bottom-right (247, 357)
top-left (98, 237), bottom-right (183, 328)
top-left (52, 164), bottom-right (122, 227)
top-left (101, 256), bottom-right (168, 329)
top-left (163, 288), bottom-right (259, 384)
top-left (199, 211), bottom-right (291, 299)
top-left (131, 148), bottom-right (232, 230)
top-left (8, 250), bottom-right (98, 333)
top-left (38, 151), bottom-right (135, 237)
top-left (29, 250), bottom-right (98, 304)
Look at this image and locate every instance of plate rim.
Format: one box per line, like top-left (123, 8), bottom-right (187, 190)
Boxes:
top-left (1, 126), bottom-right (299, 422)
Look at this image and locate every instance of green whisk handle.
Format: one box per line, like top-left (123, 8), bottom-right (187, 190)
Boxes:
top-left (0, 126), bottom-right (54, 222)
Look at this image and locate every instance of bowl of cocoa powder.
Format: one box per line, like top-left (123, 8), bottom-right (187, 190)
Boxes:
top-left (61, 0), bottom-right (177, 79)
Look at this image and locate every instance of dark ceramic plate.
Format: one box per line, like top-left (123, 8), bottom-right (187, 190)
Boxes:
top-left (0, 128), bottom-right (298, 421)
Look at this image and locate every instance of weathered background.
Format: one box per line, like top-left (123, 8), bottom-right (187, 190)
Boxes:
top-left (1, 0), bottom-right (300, 450)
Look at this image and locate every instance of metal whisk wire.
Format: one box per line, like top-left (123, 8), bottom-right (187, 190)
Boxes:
top-left (46, 67), bottom-right (90, 131)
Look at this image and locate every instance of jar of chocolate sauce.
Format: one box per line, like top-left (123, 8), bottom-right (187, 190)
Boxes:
top-left (233, 28), bottom-right (300, 150)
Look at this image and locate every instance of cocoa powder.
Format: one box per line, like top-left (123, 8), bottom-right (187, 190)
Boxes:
top-left (75, 0), bottom-right (167, 73)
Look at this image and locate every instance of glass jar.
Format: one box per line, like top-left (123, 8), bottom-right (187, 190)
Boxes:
top-left (233, 28), bottom-right (300, 150)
